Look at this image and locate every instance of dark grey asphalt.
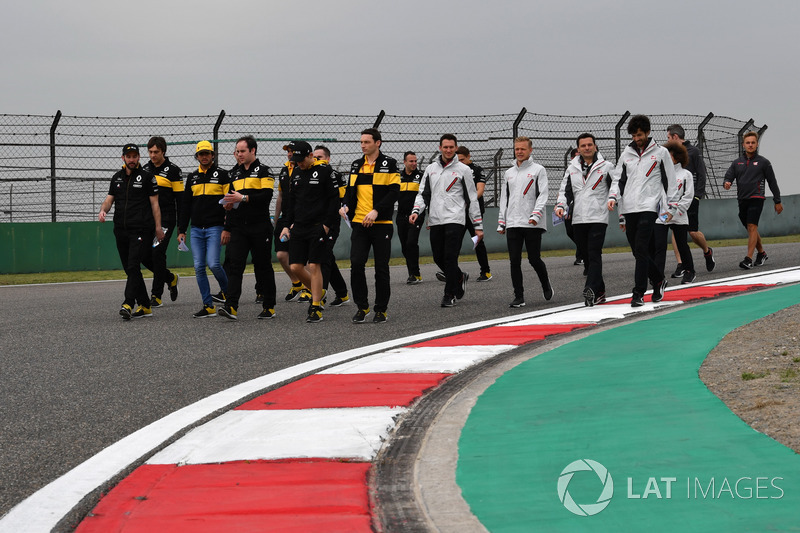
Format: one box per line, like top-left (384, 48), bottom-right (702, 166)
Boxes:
top-left (0, 242), bottom-right (796, 517)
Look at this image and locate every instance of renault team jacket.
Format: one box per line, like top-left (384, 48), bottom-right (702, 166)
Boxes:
top-left (178, 163), bottom-right (230, 232)
top-left (612, 139), bottom-right (678, 218)
top-left (723, 153), bottom-right (781, 203)
top-left (282, 160), bottom-right (340, 229)
top-left (412, 156), bottom-right (482, 229)
top-left (107, 165), bottom-right (159, 231)
top-left (497, 157), bottom-right (548, 231)
top-left (657, 164), bottom-right (694, 226)
top-left (556, 154), bottom-right (616, 226)
top-left (343, 152), bottom-right (400, 224)
top-left (397, 168), bottom-right (424, 215)
top-left (224, 158), bottom-right (274, 230)
top-left (142, 157), bottom-right (183, 226)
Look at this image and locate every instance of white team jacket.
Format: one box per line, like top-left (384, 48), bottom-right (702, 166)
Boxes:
top-left (612, 139), bottom-right (678, 219)
top-left (412, 156), bottom-right (482, 229)
top-left (555, 154), bottom-right (617, 225)
top-left (656, 164), bottom-right (694, 226)
top-left (497, 157), bottom-right (548, 231)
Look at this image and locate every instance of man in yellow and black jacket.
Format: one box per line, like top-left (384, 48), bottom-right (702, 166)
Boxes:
top-left (274, 147), bottom-right (306, 302)
top-left (177, 141), bottom-right (230, 318)
top-left (218, 135), bottom-right (277, 321)
top-left (340, 128), bottom-right (400, 324)
top-left (396, 151), bottom-right (425, 284)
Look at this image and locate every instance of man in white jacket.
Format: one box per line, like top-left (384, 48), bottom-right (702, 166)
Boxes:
top-left (410, 134), bottom-right (483, 308)
top-left (610, 115), bottom-right (678, 307)
top-left (497, 136), bottom-right (552, 308)
top-left (555, 133), bottom-right (617, 307)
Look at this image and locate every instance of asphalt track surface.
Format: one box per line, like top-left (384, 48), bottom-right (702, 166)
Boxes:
top-left (0, 242), bottom-right (797, 518)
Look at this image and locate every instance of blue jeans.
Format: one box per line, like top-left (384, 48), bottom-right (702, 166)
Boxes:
top-left (190, 226), bottom-right (228, 306)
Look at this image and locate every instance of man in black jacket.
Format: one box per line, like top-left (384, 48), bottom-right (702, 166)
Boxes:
top-left (396, 151), bottom-right (424, 284)
top-left (724, 131), bottom-right (783, 269)
top-left (98, 143), bottom-right (164, 319)
top-left (218, 136), bottom-right (277, 320)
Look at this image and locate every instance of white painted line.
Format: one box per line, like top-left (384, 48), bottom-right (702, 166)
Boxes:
top-left (511, 301), bottom-right (682, 325)
top-left (320, 345), bottom-right (515, 374)
top-left (146, 408), bottom-right (404, 464)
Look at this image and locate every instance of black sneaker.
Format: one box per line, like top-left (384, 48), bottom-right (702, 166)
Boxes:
top-left (593, 292), bottom-right (607, 305)
top-left (218, 306), bottom-right (238, 320)
top-left (509, 296), bottom-right (525, 308)
top-left (682, 271), bottom-right (696, 284)
top-left (255, 293), bottom-right (264, 304)
top-left (406, 275), bottom-right (422, 285)
top-left (477, 272), bottom-right (493, 282)
top-left (132, 305), bottom-right (152, 319)
top-left (755, 251), bottom-right (768, 266)
top-left (373, 311), bottom-right (387, 323)
top-left (456, 272), bottom-right (469, 300)
top-left (543, 279), bottom-right (554, 301)
top-left (285, 285), bottom-right (303, 302)
top-left (194, 305), bottom-right (217, 318)
top-left (298, 289), bottom-right (312, 303)
top-left (352, 308), bottom-right (370, 323)
top-left (652, 278), bottom-right (668, 303)
top-left (257, 308), bottom-right (275, 319)
top-left (573, 258), bottom-right (584, 265)
top-left (704, 247), bottom-right (715, 272)
top-left (441, 294), bottom-right (456, 308)
top-left (320, 289), bottom-right (327, 308)
top-left (169, 274), bottom-right (179, 301)
top-left (212, 291), bottom-right (226, 304)
top-left (435, 271), bottom-right (446, 282)
top-left (119, 304), bottom-right (133, 320)
top-left (150, 295), bottom-right (163, 308)
top-left (631, 294), bottom-right (645, 307)
top-left (330, 294), bottom-right (350, 307)
top-left (306, 305), bottom-right (323, 323)
top-left (670, 263), bottom-right (685, 278)
top-left (583, 288), bottom-right (595, 307)
top-left (739, 256), bottom-right (754, 269)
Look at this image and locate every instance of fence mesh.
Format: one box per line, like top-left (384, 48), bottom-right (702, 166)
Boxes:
top-left (0, 110), bottom-right (762, 223)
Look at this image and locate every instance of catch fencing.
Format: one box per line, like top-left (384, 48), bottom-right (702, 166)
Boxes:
top-left (0, 109), bottom-right (765, 222)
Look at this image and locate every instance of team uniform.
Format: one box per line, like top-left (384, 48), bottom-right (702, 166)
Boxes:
top-left (412, 156), bottom-right (482, 306)
top-left (497, 156), bottom-right (551, 305)
top-left (178, 163), bottom-right (230, 313)
top-left (556, 153), bottom-right (616, 305)
top-left (465, 162), bottom-right (491, 279)
top-left (222, 159), bottom-right (277, 318)
top-left (654, 163), bottom-right (695, 283)
top-left (107, 164), bottom-right (160, 313)
top-left (612, 138), bottom-right (679, 304)
top-left (343, 152), bottom-right (400, 320)
top-left (396, 167), bottom-right (425, 282)
top-left (683, 141), bottom-right (707, 231)
top-left (321, 164), bottom-right (349, 303)
top-left (142, 157), bottom-right (183, 305)
top-left (724, 152), bottom-right (781, 228)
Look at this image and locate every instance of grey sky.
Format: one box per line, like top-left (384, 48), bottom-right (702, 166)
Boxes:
top-left (2, 0), bottom-right (797, 193)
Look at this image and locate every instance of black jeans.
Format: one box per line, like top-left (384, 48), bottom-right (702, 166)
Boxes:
top-left (573, 223), bottom-right (607, 295)
top-left (466, 218), bottom-right (490, 275)
top-left (624, 211), bottom-right (663, 296)
top-left (506, 227), bottom-right (549, 298)
top-left (654, 224), bottom-right (694, 275)
top-left (114, 226), bottom-right (153, 307)
top-left (350, 223), bottom-right (393, 312)
top-left (430, 223), bottom-right (466, 297)
top-left (150, 223), bottom-right (175, 298)
top-left (396, 211), bottom-right (424, 277)
top-left (322, 225), bottom-right (348, 297)
top-left (225, 221), bottom-right (276, 309)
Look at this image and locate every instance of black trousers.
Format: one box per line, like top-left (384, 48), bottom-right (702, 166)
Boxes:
top-left (225, 221), bottom-right (276, 309)
top-left (150, 222), bottom-right (175, 298)
top-left (506, 227), bottom-right (549, 298)
top-left (322, 226), bottom-right (348, 297)
top-left (466, 218), bottom-right (490, 275)
top-left (350, 223), bottom-right (393, 312)
top-left (573, 223), bottom-right (607, 295)
top-left (430, 223), bottom-right (466, 297)
top-left (654, 224), bottom-right (694, 276)
top-left (564, 216), bottom-right (583, 261)
top-left (624, 211), bottom-right (663, 296)
top-left (396, 211), bottom-right (424, 277)
top-left (114, 226), bottom-right (153, 307)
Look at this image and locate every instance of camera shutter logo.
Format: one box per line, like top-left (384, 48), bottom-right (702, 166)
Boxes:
top-left (557, 459), bottom-right (614, 516)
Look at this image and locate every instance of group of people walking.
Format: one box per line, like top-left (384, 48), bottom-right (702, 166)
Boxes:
top-left (98, 114), bottom-right (782, 321)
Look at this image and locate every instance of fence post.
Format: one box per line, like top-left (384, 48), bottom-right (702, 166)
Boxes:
top-left (373, 110), bottom-right (385, 129)
top-left (213, 110), bottom-right (226, 153)
top-left (614, 111), bottom-right (630, 161)
top-left (737, 119), bottom-right (755, 157)
top-left (563, 147), bottom-right (574, 170)
top-left (757, 124), bottom-right (768, 140)
top-left (512, 107), bottom-right (527, 141)
top-left (50, 110), bottom-right (62, 222)
top-left (696, 112), bottom-right (714, 153)
top-left (492, 148), bottom-right (504, 205)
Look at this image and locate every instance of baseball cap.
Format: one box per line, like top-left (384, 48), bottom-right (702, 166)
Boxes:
top-left (195, 140), bottom-right (214, 154)
top-left (122, 143), bottom-right (140, 155)
top-left (287, 140), bottom-right (312, 162)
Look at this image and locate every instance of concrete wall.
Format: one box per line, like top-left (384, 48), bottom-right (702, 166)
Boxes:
top-left (2, 196), bottom-right (797, 274)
